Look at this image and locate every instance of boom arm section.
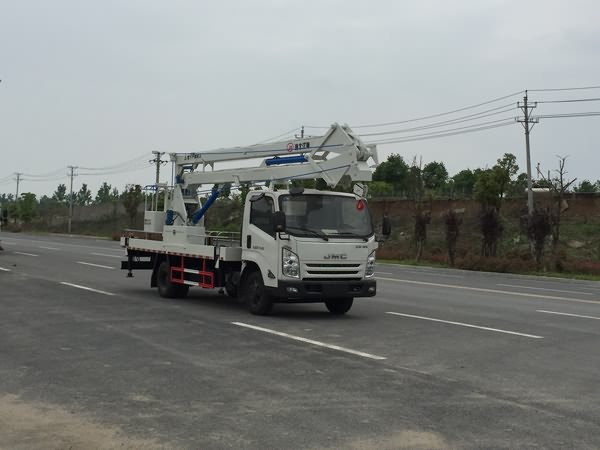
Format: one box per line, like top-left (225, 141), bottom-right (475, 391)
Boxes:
top-left (171, 123), bottom-right (378, 189)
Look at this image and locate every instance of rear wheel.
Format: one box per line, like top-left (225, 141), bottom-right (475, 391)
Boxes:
top-left (325, 297), bottom-right (353, 315)
top-left (157, 260), bottom-right (189, 299)
top-left (244, 271), bottom-right (273, 315)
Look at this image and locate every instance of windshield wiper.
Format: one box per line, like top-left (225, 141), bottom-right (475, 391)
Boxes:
top-left (332, 232), bottom-right (369, 242)
top-left (286, 226), bottom-right (329, 241)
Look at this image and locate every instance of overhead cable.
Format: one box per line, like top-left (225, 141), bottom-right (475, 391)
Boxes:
top-left (536, 98), bottom-right (600, 104)
top-left (529, 85), bottom-right (600, 92)
top-left (367, 121), bottom-right (515, 145)
top-left (254, 127), bottom-right (301, 144)
top-left (350, 90), bottom-right (524, 129)
top-left (360, 105), bottom-right (517, 137)
top-left (533, 112), bottom-right (600, 119)
top-left (79, 153), bottom-right (152, 171)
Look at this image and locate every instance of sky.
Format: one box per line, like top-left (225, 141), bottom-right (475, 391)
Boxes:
top-left (1, 0), bottom-right (599, 199)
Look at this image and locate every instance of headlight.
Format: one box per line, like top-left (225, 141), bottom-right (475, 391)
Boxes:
top-left (282, 248), bottom-right (300, 278)
top-left (365, 251), bottom-right (376, 278)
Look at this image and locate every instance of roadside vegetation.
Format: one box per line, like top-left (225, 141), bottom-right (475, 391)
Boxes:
top-left (1, 153), bottom-right (599, 278)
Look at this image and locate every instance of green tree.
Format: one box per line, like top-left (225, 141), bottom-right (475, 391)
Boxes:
top-left (474, 169), bottom-right (502, 210)
top-left (95, 182), bottom-right (114, 204)
top-left (121, 184), bottom-right (144, 227)
top-left (77, 183), bottom-right (93, 205)
top-left (53, 184), bottom-right (67, 203)
top-left (422, 161), bottom-right (448, 192)
top-left (574, 180), bottom-right (598, 193)
top-left (368, 181), bottom-right (394, 198)
top-left (452, 169), bottom-right (478, 197)
top-left (372, 154), bottom-right (410, 194)
top-left (494, 153), bottom-right (519, 200)
top-left (473, 153), bottom-right (520, 210)
top-left (508, 172), bottom-right (528, 197)
top-left (18, 192), bottom-right (38, 224)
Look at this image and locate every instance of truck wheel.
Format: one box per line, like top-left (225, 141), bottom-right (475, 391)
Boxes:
top-left (157, 261), bottom-right (189, 299)
top-left (225, 282), bottom-right (238, 299)
top-left (245, 271), bottom-right (273, 315)
top-left (325, 298), bottom-right (353, 315)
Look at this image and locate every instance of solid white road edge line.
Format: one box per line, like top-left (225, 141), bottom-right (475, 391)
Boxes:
top-left (76, 261), bottom-right (115, 270)
top-left (385, 312), bottom-right (544, 339)
top-left (0, 267), bottom-right (10, 272)
top-left (537, 310), bottom-right (600, 320)
top-left (231, 322), bottom-right (387, 360)
top-left (377, 277), bottom-right (600, 306)
top-left (14, 251), bottom-right (39, 257)
top-left (60, 282), bottom-right (116, 296)
top-left (91, 253), bottom-right (123, 258)
top-left (497, 283), bottom-right (594, 296)
top-left (3, 236), bottom-right (122, 252)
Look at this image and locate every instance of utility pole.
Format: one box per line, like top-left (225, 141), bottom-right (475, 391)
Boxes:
top-left (517, 91), bottom-right (538, 215)
top-left (14, 172), bottom-right (22, 202)
top-left (150, 151), bottom-right (167, 209)
top-left (67, 166), bottom-right (78, 234)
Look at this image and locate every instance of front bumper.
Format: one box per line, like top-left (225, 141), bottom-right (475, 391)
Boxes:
top-left (268, 279), bottom-right (376, 302)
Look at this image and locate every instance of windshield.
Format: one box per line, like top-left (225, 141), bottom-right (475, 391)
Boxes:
top-left (279, 194), bottom-right (373, 238)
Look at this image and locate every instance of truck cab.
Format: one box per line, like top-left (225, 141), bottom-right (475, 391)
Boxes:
top-left (240, 188), bottom-right (377, 314)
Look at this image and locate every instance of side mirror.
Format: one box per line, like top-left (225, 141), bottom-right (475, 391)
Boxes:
top-left (273, 211), bottom-right (286, 233)
top-left (382, 215), bottom-right (391, 237)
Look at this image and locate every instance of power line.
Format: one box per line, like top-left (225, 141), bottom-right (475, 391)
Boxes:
top-left (537, 98), bottom-right (600, 104)
top-left (533, 112), bottom-right (600, 119)
top-left (366, 120), bottom-right (515, 145)
top-left (78, 164), bottom-right (153, 176)
top-left (350, 90), bottom-right (524, 129)
top-left (366, 117), bottom-right (516, 143)
top-left (360, 104), bottom-right (517, 137)
top-left (21, 168), bottom-right (65, 179)
top-left (79, 153), bottom-right (152, 171)
top-left (254, 127), bottom-right (301, 144)
top-left (22, 175), bottom-right (67, 183)
top-left (529, 85), bottom-right (600, 92)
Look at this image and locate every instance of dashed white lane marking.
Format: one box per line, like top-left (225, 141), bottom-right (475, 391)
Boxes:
top-left (385, 312), bottom-right (544, 339)
top-left (231, 322), bottom-right (387, 360)
top-left (0, 267), bottom-right (11, 272)
top-left (91, 252), bottom-right (123, 259)
top-left (497, 283), bottom-right (594, 296)
top-left (377, 277), bottom-right (600, 306)
top-left (77, 261), bottom-right (115, 270)
top-left (60, 282), bottom-right (116, 296)
top-left (403, 269), bottom-right (464, 279)
top-left (14, 251), bottom-right (39, 257)
top-left (376, 271), bottom-right (394, 275)
top-left (39, 246), bottom-right (60, 251)
top-left (537, 310), bottom-right (600, 321)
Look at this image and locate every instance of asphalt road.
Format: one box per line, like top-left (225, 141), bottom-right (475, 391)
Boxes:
top-left (1, 231), bottom-right (599, 450)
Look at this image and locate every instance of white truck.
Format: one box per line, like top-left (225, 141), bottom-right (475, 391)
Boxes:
top-left (121, 123), bottom-right (388, 315)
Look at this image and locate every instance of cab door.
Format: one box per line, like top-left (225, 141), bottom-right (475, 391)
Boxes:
top-left (242, 194), bottom-right (278, 288)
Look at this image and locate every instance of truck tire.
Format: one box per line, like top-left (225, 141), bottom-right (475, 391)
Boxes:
top-left (244, 271), bottom-right (273, 315)
top-left (325, 297), bottom-right (353, 315)
top-left (157, 260), bottom-right (189, 299)
top-left (225, 283), bottom-right (238, 299)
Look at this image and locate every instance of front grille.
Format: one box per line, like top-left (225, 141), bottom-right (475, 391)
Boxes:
top-left (303, 278), bottom-right (362, 282)
top-left (302, 261), bottom-right (363, 279)
top-left (306, 270), bottom-right (358, 275)
top-left (305, 263), bottom-right (360, 268)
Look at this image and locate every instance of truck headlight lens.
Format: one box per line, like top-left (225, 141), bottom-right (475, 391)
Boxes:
top-left (282, 248), bottom-right (300, 278)
top-left (365, 251), bottom-right (376, 278)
